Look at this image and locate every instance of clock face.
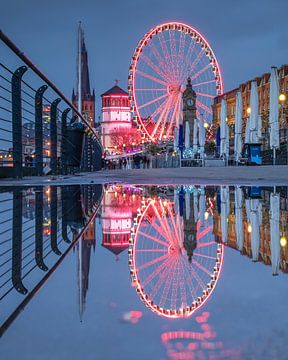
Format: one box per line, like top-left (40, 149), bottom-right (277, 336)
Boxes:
top-left (187, 98), bottom-right (194, 107)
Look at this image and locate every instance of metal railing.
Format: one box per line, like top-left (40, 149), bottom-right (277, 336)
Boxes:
top-left (0, 184), bottom-right (103, 336)
top-left (0, 30), bottom-right (102, 178)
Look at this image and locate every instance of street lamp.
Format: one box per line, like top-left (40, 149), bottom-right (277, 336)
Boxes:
top-left (280, 236), bottom-right (287, 248)
top-left (279, 93), bottom-right (286, 129)
top-left (246, 107), bottom-right (251, 115)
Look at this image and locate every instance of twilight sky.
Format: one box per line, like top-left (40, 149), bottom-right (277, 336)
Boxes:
top-left (1, 0), bottom-right (288, 117)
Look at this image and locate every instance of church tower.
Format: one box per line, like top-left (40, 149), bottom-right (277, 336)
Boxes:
top-left (72, 31), bottom-right (95, 127)
top-left (72, 25), bottom-right (98, 171)
top-left (182, 77), bottom-right (197, 146)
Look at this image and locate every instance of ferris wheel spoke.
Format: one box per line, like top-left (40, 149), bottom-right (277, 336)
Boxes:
top-left (169, 30), bottom-right (178, 80)
top-left (193, 79), bottom-right (216, 87)
top-left (137, 249), bottom-right (167, 253)
top-left (177, 31), bottom-right (186, 79)
top-left (197, 241), bottom-right (216, 248)
top-left (180, 39), bottom-right (196, 83)
top-left (159, 257), bottom-right (177, 308)
top-left (193, 252), bottom-right (216, 260)
top-left (178, 258), bottom-right (188, 307)
top-left (196, 226), bottom-right (213, 241)
top-left (186, 262), bottom-right (206, 291)
top-left (135, 88), bottom-right (166, 91)
top-left (142, 255), bottom-right (172, 288)
top-left (159, 203), bottom-right (176, 243)
top-left (193, 258), bottom-right (214, 276)
top-left (166, 94), bottom-right (181, 136)
top-left (151, 202), bottom-right (174, 243)
top-left (170, 259), bottom-right (179, 310)
top-left (136, 69), bottom-right (168, 87)
top-left (196, 92), bottom-right (215, 99)
top-left (166, 202), bottom-right (180, 238)
top-left (196, 100), bottom-right (213, 115)
top-left (149, 218), bottom-right (172, 242)
top-left (189, 49), bottom-right (205, 74)
top-left (138, 92), bottom-right (169, 110)
top-left (158, 96), bottom-right (175, 140)
top-left (158, 32), bottom-right (176, 81)
top-left (138, 253), bottom-right (170, 271)
top-left (149, 100), bottom-right (169, 123)
top-left (151, 96), bottom-right (173, 139)
top-left (149, 256), bottom-right (175, 301)
top-left (148, 41), bottom-right (174, 80)
top-left (191, 64), bottom-right (211, 82)
top-left (140, 53), bottom-right (172, 83)
top-left (138, 230), bottom-right (169, 247)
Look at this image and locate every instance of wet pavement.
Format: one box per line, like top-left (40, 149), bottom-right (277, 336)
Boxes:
top-left (0, 183), bottom-right (287, 360)
top-left (0, 165), bottom-right (288, 187)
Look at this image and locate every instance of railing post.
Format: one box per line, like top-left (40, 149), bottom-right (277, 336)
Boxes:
top-left (61, 108), bottom-right (70, 175)
top-left (61, 187), bottom-right (71, 243)
top-left (11, 66), bottom-right (28, 178)
top-left (35, 85), bottom-right (48, 176)
top-left (50, 98), bottom-right (61, 175)
top-left (51, 186), bottom-right (61, 255)
top-left (12, 189), bottom-right (28, 294)
top-left (35, 187), bottom-right (48, 271)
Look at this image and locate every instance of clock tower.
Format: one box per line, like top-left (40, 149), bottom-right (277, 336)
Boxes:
top-left (182, 77), bottom-right (197, 146)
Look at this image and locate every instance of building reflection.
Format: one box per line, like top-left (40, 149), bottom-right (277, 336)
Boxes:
top-left (212, 186), bottom-right (288, 275)
top-left (100, 185), bottom-right (142, 259)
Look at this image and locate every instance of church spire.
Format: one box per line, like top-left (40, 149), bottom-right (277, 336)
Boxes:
top-left (74, 23), bottom-right (92, 101)
top-left (80, 33), bottom-right (91, 98)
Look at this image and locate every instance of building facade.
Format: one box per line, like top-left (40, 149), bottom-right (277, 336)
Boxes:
top-left (212, 64), bottom-right (288, 141)
top-left (100, 84), bottom-right (131, 151)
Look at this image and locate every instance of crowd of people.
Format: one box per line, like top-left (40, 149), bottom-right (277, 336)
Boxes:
top-left (102, 154), bottom-right (151, 170)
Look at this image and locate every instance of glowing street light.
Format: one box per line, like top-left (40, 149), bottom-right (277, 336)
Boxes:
top-left (279, 93), bottom-right (286, 103)
top-left (204, 122), bottom-right (209, 129)
top-left (280, 236), bottom-right (287, 248)
top-left (246, 107), bottom-right (251, 115)
top-left (247, 223), bottom-right (252, 233)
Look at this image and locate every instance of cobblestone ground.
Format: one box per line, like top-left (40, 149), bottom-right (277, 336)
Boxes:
top-left (0, 165), bottom-right (288, 186)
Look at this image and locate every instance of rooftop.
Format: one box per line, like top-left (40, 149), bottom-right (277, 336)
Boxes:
top-left (101, 85), bottom-right (128, 97)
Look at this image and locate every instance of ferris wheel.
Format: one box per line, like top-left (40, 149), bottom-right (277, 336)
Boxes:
top-left (129, 197), bottom-right (223, 319)
top-left (128, 22), bottom-right (223, 142)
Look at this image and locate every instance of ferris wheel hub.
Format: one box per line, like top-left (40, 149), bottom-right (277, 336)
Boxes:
top-left (167, 84), bottom-right (181, 96)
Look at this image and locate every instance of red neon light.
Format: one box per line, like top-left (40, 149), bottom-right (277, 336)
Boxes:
top-left (129, 21), bottom-right (224, 142)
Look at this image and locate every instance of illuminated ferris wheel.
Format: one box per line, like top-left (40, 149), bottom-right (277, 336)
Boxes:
top-left (128, 22), bottom-right (223, 142)
top-left (129, 197), bottom-right (223, 319)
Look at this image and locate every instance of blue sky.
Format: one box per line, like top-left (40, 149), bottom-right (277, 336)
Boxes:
top-left (1, 0), bottom-right (287, 118)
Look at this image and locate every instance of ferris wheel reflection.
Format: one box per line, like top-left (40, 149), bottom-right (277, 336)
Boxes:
top-left (129, 186), bottom-right (224, 318)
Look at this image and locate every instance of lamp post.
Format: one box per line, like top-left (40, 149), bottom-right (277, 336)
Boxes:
top-left (279, 93), bottom-right (287, 163)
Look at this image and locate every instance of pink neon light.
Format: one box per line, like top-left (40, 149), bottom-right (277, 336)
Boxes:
top-left (129, 199), bottom-right (225, 319)
top-left (129, 21), bottom-right (224, 142)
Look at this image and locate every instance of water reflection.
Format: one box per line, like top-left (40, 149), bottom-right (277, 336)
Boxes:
top-left (129, 188), bottom-right (223, 318)
top-left (0, 185), bottom-right (102, 335)
top-left (0, 183), bottom-right (287, 359)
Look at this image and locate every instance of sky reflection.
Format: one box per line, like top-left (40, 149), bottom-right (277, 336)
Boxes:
top-left (0, 184), bottom-right (287, 360)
